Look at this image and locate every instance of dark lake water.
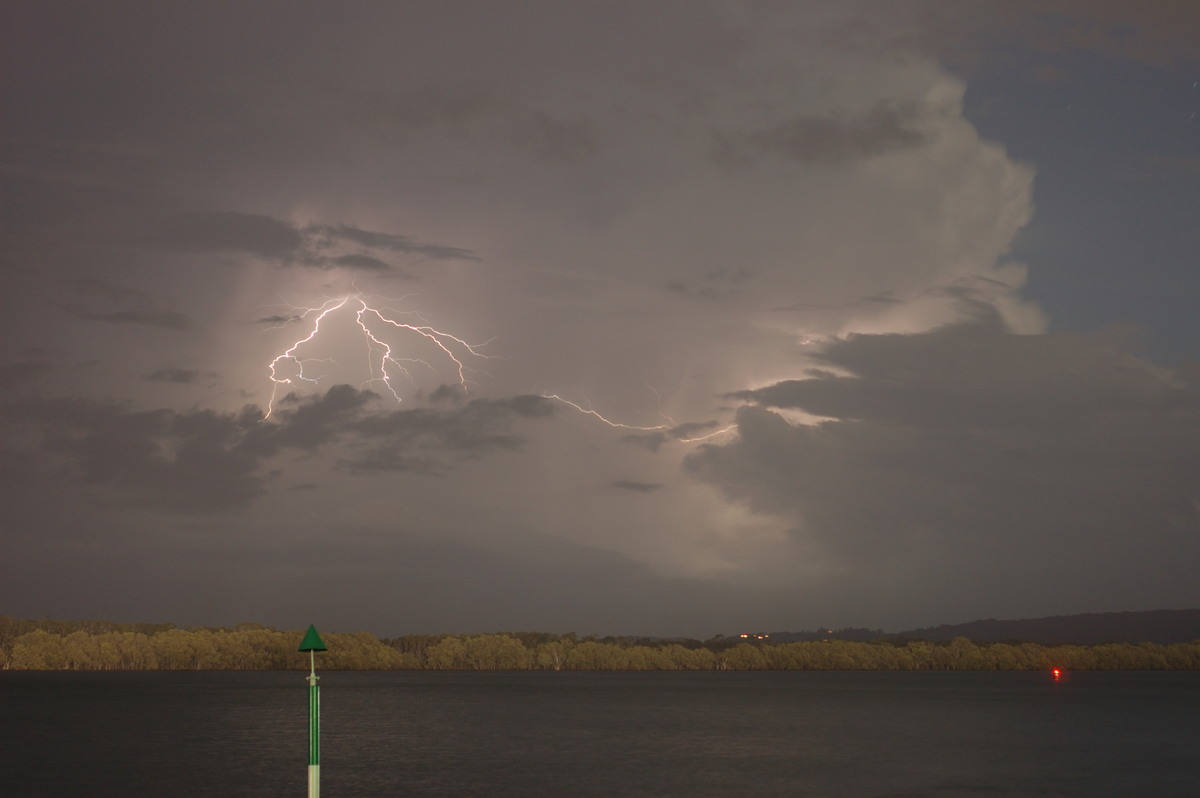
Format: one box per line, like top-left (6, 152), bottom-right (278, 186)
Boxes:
top-left (2, 670), bottom-right (1198, 797)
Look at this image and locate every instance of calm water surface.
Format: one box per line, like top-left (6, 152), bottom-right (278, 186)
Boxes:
top-left (3, 670), bottom-right (1198, 797)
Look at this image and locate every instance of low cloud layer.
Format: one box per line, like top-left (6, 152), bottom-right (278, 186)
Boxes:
top-left (0, 386), bottom-right (555, 514)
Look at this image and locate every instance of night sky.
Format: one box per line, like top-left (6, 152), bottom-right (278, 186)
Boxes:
top-left (2, 1), bottom-right (1197, 637)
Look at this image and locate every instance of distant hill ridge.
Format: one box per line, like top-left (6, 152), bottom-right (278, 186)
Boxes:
top-left (896, 609), bottom-right (1200, 645)
top-left (768, 610), bottom-right (1200, 646)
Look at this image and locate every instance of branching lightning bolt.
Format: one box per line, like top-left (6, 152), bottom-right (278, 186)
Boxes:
top-left (260, 293), bottom-right (735, 444)
top-left (357, 304), bottom-right (490, 397)
top-left (262, 293), bottom-right (493, 419)
top-left (264, 297), bottom-right (349, 408)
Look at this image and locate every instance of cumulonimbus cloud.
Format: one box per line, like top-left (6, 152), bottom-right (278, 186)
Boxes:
top-left (685, 318), bottom-right (1200, 601)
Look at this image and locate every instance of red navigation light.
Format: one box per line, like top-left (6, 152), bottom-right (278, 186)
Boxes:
top-left (1051, 668), bottom-right (1062, 681)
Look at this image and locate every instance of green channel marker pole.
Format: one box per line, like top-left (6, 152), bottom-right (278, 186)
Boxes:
top-left (298, 625), bottom-right (328, 798)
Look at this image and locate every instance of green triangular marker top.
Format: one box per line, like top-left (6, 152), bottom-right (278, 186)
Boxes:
top-left (298, 624), bottom-right (328, 652)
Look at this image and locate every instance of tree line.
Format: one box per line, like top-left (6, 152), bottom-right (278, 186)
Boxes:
top-left (2, 616), bottom-right (1198, 671)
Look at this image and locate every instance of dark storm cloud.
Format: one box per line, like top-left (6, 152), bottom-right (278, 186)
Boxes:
top-left (143, 213), bottom-right (477, 271)
top-left (63, 307), bottom-right (194, 331)
top-left (0, 386), bottom-right (556, 514)
top-left (330, 254), bottom-right (395, 272)
top-left (148, 211), bottom-right (303, 258)
top-left (732, 316), bottom-right (1185, 428)
top-left (499, 394), bottom-right (557, 419)
top-left (342, 394), bottom-right (556, 474)
top-left (1, 397), bottom-right (263, 513)
top-left (262, 384), bottom-right (381, 453)
top-left (259, 389), bottom-right (553, 470)
top-left (714, 104), bottom-right (928, 166)
top-left (308, 223), bottom-right (480, 262)
top-left (687, 320), bottom-right (1200, 584)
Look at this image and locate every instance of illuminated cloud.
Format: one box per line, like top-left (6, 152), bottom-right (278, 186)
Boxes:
top-left (1, 2), bottom-right (1195, 635)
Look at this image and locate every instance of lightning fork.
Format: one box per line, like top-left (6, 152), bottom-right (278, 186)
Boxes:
top-left (263, 297), bottom-right (352, 418)
top-left (261, 294), bottom-right (493, 419)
